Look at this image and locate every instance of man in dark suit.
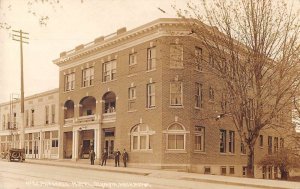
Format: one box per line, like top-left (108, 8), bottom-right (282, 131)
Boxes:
top-left (101, 149), bottom-right (108, 166)
top-left (90, 149), bottom-right (95, 165)
top-left (114, 149), bottom-right (121, 167)
top-left (122, 149), bottom-right (129, 167)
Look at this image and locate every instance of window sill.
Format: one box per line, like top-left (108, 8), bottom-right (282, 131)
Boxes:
top-left (63, 89), bottom-right (75, 93)
top-left (127, 73), bottom-right (137, 77)
top-left (169, 105), bottom-right (184, 109)
top-left (208, 100), bottom-right (215, 103)
top-left (240, 153), bottom-right (247, 156)
top-left (131, 149), bottom-right (153, 153)
top-left (102, 79), bottom-right (117, 84)
top-left (81, 85), bottom-right (94, 89)
top-left (194, 107), bottom-right (203, 110)
top-left (146, 107), bottom-right (156, 110)
top-left (194, 151), bottom-right (206, 154)
top-left (128, 110), bottom-right (137, 113)
top-left (129, 63), bottom-right (137, 67)
top-left (165, 150), bottom-right (187, 153)
top-left (146, 69), bottom-right (156, 73)
top-left (170, 67), bottom-right (184, 69)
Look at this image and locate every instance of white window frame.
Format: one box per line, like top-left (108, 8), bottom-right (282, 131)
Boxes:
top-left (229, 130), bottom-right (235, 153)
top-left (82, 67), bottom-right (94, 87)
top-left (147, 47), bottom-right (156, 71)
top-left (195, 83), bottom-right (203, 108)
top-left (170, 44), bottom-right (183, 68)
top-left (195, 47), bottom-right (202, 71)
top-left (220, 129), bottom-right (226, 153)
top-left (170, 82), bottom-right (183, 106)
top-left (165, 123), bottom-right (188, 151)
top-left (147, 83), bottom-right (155, 108)
top-left (130, 124), bottom-right (155, 151)
top-left (194, 126), bottom-right (205, 152)
top-left (64, 73), bottom-right (75, 91)
top-left (103, 61), bottom-right (117, 82)
top-left (129, 53), bottom-right (137, 66)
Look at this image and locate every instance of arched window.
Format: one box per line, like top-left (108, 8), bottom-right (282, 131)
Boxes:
top-left (130, 124), bottom-right (155, 151)
top-left (165, 123), bottom-right (188, 150)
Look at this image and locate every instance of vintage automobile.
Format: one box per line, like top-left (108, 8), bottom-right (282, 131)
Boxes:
top-left (7, 148), bottom-right (25, 162)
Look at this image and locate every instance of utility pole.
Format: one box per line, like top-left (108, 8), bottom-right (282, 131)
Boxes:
top-left (12, 30), bottom-right (29, 149)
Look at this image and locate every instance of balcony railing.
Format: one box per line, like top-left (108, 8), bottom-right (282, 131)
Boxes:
top-left (64, 118), bottom-right (74, 125)
top-left (77, 115), bottom-right (95, 123)
top-left (102, 112), bottom-right (116, 123)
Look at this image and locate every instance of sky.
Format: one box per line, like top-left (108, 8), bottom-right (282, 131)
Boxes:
top-left (0, 0), bottom-right (300, 104)
top-left (0, 0), bottom-right (189, 103)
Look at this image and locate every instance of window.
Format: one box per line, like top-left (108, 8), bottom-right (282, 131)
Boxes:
top-left (52, 139), bottom-right (58, 147)
top-left (262, 166), bottom-right (267, 179)
top-left (82, 67), bottom-right (94, 87)
top-left (229, 166), bottom-right (235, 174)
top-left (147, 47), bottom-right (156, 70)
top-left (2, 114), bottom-right (5, 130)
top-left (268, 136), bottom-right (272, 155)
top-left (274, 137), bottom-right (278, 153)
top-left (45, 105), bottom-right (49, 124)
top-left (280, 138), bottom-right (284, 148)
top-left (242, 166), bottom-right (247, 176)
top-left (195, 83), bottom-right (203, 108)
top-left (170, 44), bottom-right (183, 68)
top-left (25, 110), bottom-right (29, 127)
top-left (241, 142), bottom-right (246, 154)
top-left (103, 61), bottom-right (116, 82)
top-left (131, 124), bottom-right (154, 151)
top-left (170, 82), bottom-right (183, 106)
top-left (259, 135), bottom-right (263, 147)
top-left (220, 129), bottom-right (226, 153)
top-left (209, 86), bottom-right (215, 101)
top-left (31, 109), bottom-right (34, 126)
top-left (221, 93), bottom-right (227, 112)
top-left (221, 166), bottom-right (227, 175)
top-left (129, 53), bottom-right (137, 66)
top-left (209, 54), bottom-right (215, 68)
top-left (146, 83), bottom-right (155, 108)
top-left (195, 126), bottom-right (205, 152)
top-left (64, 73), bottom-right (75, 91)
top-left (195, 47), bottom-right (202, 71)
top-left (166, 124), bottom-right (186, 150)
top-left (51, 104), bottom-right (55, 123)
top-left (229, 131), bottom-right (235, 153)
top-left (204, 167), bottom-right (211, 174)
top-left (128, 87), bottom-right (136, 111)
top-left (13, 112), bottom-right (16, 128)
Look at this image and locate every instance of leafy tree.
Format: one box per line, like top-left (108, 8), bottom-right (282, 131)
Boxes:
top-left (176, 0), bottom-right (300, 177)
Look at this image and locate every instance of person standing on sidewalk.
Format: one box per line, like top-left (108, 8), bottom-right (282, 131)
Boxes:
top-left (101, 149), bottom-right (108, 166)
top-left (114, 149), bottom-right (121, 167)
top-left (90, 149), bottom-right (95, 165)
top-left (122, 149), bottom-right (129, 167)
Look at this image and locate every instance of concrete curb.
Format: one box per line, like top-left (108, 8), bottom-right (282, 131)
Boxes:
top-left (25, 160), bottom-right (150, 176)
top-left (181, 177), bottom-right (290, 189)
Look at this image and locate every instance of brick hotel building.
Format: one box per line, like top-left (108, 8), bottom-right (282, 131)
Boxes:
top-left (0, 18), bottom-right (289, 179)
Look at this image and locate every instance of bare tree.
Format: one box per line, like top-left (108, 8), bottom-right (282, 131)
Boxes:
top-left (176, 0), bottom-right (300, 177)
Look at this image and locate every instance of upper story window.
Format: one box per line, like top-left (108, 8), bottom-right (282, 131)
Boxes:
top-left (221, 93), bottom-right (228, 112)
top-left (146, 83), bottom-right (155, 108)
top-left (25, 110), bottom-right (29, 127)
top-left (268, 136), bottom-right (272, 155)
top-left (45, 105), bottom-right (49, 124)
top-left (31, 109), bottom-right (35, 126)
top-left (82, 67), bottom-right (94, 87)
top-left (51, 104), bottom-right (55, 124)
top-left (147, 47), bottom-right (156, 71)
top-left (128, 87), bottom-right (136, 111)
top-left (259, 135), bottom-right (263, 147)
top-left (2, 114), bottom-right (5, 130)
top-left (220, 129), bottom-right (226, 153)
top-left (129, 53), bottom-right (137, 66)
top-left (274, 137), bottom-right (278, 153)
top-left (195, 47), bottom-right (202, 71)
top-left (170, 81), bottom-right (183, 106)
top-left (103, 61), bottom-right (116, 82)
top-left (170, 44), bottom-right (183, 68)
top-left (195, 126), bottom-right (205, 152)
top-left (209, 86), bottom-right (215, 101)
top-left (195, 82), bottom-right (203, 108)
top-left (64, 73), bottom-right (75, 91)
top-left (241, 142), bottom-right (246, 154)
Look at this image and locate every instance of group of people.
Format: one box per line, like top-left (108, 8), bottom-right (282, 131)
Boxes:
top-left (89, 148), bottom-right (129, 167)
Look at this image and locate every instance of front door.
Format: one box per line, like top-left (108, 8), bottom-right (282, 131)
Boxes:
top-left (103, 128), bottom-right (115, 159)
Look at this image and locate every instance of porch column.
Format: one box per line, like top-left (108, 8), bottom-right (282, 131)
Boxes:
top-left (94, 128), bottom-right (101, 160)
top-left (72, 130), bottom-right (78, 160)
top-left (38, 131), bottom-right (42, 159)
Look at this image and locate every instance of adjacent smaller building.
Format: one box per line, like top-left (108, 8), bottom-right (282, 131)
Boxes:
top-left (0, 89), bottom-right (60, 159)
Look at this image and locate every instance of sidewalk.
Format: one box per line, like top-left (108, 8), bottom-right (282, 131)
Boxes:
top-left (24, 159), bottom-right (300, 189)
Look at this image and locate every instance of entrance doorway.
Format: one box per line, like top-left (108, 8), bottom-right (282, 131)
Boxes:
top-left (79, 129), bottom-right (94, 159)
top-left (103, 128), bottom-right (115, 159)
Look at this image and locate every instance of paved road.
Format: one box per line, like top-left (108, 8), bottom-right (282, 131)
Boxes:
top-left (0, 161), bottom-right (264, 189)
